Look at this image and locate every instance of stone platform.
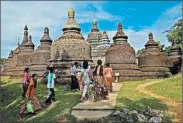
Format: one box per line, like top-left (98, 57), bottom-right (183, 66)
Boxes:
top-left (71, 83), bottom-right (122, 119)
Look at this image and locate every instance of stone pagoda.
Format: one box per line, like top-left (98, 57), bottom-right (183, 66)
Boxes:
top-left (138, 33), bottom-right (171, 78)
top-left (30, 27), bottom-right (52, 76)
top-left (168, 39), bottom-right (182, 74)
top-left (10, 25), bottom-right (35, 79)
top-left (105, 23), bottom-right (143, 81)
top-left (87, 19), bottom-right (110, 65)
top-left (49, 8), bottom-right (91, 84)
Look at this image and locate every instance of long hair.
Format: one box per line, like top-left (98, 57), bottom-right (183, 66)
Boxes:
top-left (93, 60), bottom-right (103, 76)
top-left (83, 61), bottom-right (88, 69)
top-left (32, 74), bottom-right (38, 88)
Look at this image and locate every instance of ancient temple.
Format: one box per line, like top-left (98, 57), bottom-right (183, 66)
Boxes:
top-left (10, 26), bottom-right (35, 79)
top-left (49, 8), bottom-right (91, 83)
top-left (105, 23), bottom-right (143, 81)
top-left (168, 39), bottom-right (182, 74)
top-left (87, 19), bottom-right (110, 65)
top-left (30, 27), bottom-right (52, 76)
top-left (138, 33), bottom-right (171, 78)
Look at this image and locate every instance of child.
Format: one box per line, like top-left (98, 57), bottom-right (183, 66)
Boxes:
top-left (45, 67), bottom-right (56, 104)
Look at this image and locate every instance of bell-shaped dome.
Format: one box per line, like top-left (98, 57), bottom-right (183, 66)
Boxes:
top-left (106, 23), bottom-right (143, 81)
top-left (51, 8), bottom-right (91, 61)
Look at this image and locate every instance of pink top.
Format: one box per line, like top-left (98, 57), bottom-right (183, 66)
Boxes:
top-left (23, 72), bottom-right (30, 84)
top-left (104, 67), bottom-right (113, 78)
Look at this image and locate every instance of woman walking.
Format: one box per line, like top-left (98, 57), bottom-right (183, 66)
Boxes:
top-left (80, 61), bottom-right (91, 101)
top-left (93, 60), bottom-right (108, 101)
top-left (19, 74), bottom-right (41, 119)
top-left (103, 63), bottom-right (114, 92)
top-left (22, 68), bottom-right (30, 98)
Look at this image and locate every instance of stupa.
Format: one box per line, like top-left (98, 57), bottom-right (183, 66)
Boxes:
top-left (87, 19), bottom-right (110, 65)
top-left (168, 39), bottom-right (182, 74)
top-left (10, 26), bottom-right (35, 79)
top-left (138, 33), bottom-right (171, 78)
top-left (49, 8), bottom-right (91, 83)
top-left (105, 23), bottom-right (143, 81)
top-left (30, 27), bottom-right (52, 76)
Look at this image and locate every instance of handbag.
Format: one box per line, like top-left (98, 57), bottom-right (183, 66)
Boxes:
top-left (26, 101), bottom-right (34, 113)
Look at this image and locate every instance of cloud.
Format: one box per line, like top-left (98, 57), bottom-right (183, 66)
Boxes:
top-left (106, 3), bottom-right (181, 52)
top-left (1, 1), bottom-right (121, 58)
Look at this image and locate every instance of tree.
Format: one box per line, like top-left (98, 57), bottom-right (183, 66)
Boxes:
top-left (0, 58), bottom-right (7, 66)
top-left (164, 19), bottom-right (182, 49)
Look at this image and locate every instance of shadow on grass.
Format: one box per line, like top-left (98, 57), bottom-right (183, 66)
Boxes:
top-left (116, 97), bottom-right (168, 111)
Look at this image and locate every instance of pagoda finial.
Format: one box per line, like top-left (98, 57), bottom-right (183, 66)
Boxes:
top-left (117, 23), bottom-right (122, 32)
top-left (68, 8), bottom-right (74, 18)
top-left (18, 37), bottom-right (20, 46)
top-left (149, 32), bottom-right (153, 40)
top-left (29, 35), bottom-right (32, 41)
top-left (24, 24), bottom-right (28, 30)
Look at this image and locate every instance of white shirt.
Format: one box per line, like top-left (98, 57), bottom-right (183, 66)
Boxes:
top-left (71, 66), bottom-right (77, 76)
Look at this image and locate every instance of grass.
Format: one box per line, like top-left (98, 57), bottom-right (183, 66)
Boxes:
top-left (147, 74), bottom-right (182, 102)
top-left (116, 80), bottom-right (169, 111)
top-left (0, 77), bottom-right (80, 123)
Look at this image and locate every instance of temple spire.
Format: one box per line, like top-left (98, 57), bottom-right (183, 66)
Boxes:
top-left (63, 8), bottom-right (80, 33)
top-left (91, 12), bottom-right (99, 32)
top-left (149, 32), bottom-right (153, 40)
top-left (18, 37), bottom-right (20, 46)
top-left (21, 25), bottom-right (29, 45)
top-left (40, 27), bottom-right (52, 43)
top-left (113, 23), bottom-right (128, 41)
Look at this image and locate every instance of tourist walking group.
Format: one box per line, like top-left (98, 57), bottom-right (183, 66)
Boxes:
top-left (18, 59), bottom-right (114, 119)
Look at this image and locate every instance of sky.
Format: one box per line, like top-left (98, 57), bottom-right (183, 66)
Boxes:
top-left (1, 1), bottom-right (182, 58)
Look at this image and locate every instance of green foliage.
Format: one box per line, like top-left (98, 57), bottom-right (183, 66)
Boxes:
top-left (137, 48), bottom-right (145, 54)
top-left (0, 58), bottom-right (7, 65)
top-left (164, 19), bottom-right (182, 49)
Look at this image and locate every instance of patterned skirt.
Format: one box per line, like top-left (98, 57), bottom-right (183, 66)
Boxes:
top-left (20, 95), bottom-right (41, 114)
top-left (93, 76), bottom-right (108, 101)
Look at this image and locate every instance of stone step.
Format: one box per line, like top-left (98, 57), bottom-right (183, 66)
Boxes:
top-left (71, 110), bottom-right (114, 119)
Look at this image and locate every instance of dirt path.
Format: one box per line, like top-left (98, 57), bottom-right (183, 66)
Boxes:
top-left (136, 80), bottom-right (182, 123)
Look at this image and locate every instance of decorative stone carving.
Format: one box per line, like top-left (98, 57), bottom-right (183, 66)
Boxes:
top-left (106, 23), bottom-right (143, 81)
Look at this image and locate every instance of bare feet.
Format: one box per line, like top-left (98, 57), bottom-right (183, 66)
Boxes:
top-left (18, 113), bottom-right (23, 120)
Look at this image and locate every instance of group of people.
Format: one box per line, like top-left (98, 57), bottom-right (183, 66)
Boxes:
top-left (18, 59), bottom-right (114, 119)
top-left (70, 60), bottom-right (114, 101)
top-left (19, 67), bottom-right (56, 119)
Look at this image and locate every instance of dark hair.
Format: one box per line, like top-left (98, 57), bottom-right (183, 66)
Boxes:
top-left (24, 68), bottom-right (29, 73)
top-left (83, 61), bottom-right (88, 69)
top-left (97, 60), bottom-right (102, 65)
top-left (74, 62), bottom-right (78, 66)
top-left (32, 74), bottom-right (38, 88)
top-left (49, 67), bottom-right (54, 73)
top-left (32, 73), bottom-right (38, 78)
top-left (105, 63), bottom-right (110, 67)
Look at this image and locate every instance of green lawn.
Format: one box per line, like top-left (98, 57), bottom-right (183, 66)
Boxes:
top-left (0, 77), bottom-right (80, 122)
top-left (116, 80), bottom-right (168, 111)
top-left (146, 74), bottom-right (182, 102)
